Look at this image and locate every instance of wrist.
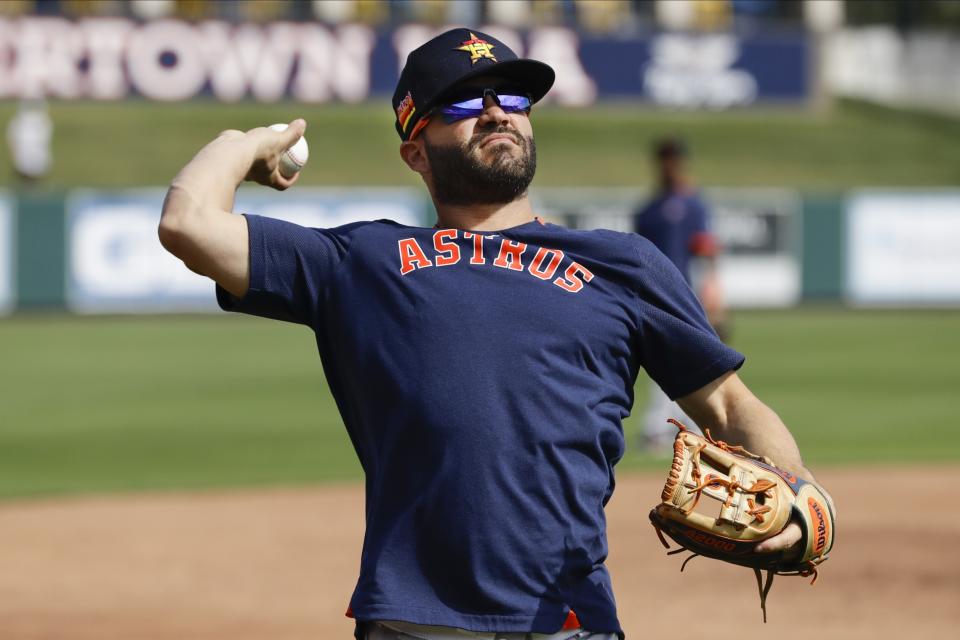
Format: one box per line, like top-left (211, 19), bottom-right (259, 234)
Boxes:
top-left (171, 134), bottom-right (255, 212)
top-left (212, 133), bottom-right (259, 185)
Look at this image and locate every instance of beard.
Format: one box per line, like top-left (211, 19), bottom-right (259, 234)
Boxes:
top-left (423, 126), bottom-right (537, 207)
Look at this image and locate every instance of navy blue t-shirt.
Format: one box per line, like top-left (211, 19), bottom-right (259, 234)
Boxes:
top-left (217, 215), bottom-right (743, 635)
top-left (633, 192), bottom-right (714, 283)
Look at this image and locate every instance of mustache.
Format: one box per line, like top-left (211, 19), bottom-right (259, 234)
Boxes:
top-left (469, 126), bottom-right (525, 151)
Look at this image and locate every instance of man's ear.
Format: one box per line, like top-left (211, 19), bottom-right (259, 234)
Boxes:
top-left (400, 139), bottom-right (430, 175)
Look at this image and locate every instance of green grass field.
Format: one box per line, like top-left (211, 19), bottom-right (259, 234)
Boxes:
top-left (1, 97), bottom-right (957, 499)
top-left (1, 99), bottom-right (958, 189)
top-left (1, 309), bottom-right (957, 500)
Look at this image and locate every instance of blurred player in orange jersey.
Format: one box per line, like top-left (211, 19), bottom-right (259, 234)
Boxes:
top-left (633, 137), bottom-right (727, 452)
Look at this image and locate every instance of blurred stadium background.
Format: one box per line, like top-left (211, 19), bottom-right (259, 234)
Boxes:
top-left (0, 1), bottom-right (959, 638)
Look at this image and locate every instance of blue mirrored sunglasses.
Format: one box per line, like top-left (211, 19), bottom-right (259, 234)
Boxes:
top-left (437, 88), bottom-right (532, 124)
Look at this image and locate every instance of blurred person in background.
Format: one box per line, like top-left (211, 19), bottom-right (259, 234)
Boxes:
top-left (633, 137), bottom-right (726, 453)
top-left (6, 99), bottom-right (53, 184)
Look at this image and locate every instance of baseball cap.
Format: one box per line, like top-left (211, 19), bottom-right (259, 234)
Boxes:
top-left (392, 28), bottom-right (555, 141)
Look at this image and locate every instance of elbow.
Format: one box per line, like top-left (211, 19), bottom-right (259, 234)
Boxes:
top-left (157, 214), bottom-right (181, 253)
top-left (158, 185), bottom-right (195, 257)
top-left (158, 213), bottom-right (205, 277)
top-left (158, 212), bottom-right (191, 260)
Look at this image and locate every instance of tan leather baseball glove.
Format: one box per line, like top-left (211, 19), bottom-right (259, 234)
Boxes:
top-left (649, 420), bottom-right (835, 622)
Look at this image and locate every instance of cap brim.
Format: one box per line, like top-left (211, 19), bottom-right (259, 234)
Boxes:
top-left (428, 59), bottom-right (556, 111)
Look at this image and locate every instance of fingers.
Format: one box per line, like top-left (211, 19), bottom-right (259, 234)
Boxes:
top-left (271, 119), bottom-right (305, 186)
top-left (281, 118), bottom-right (306, 147)
top-left (245, 118), bottom-right (306, 149)
top-left (237, 119), bottom-right (307, 188)
top-left (254, 119), bottom-right (306, 149)
top-left (755, 522), bottom-right (802, 554)
top-left (272, 167), bottom-right (300, 191)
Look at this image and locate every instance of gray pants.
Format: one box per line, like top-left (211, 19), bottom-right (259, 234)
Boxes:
top-left (362, 620), bottom-right (619, 640)
top-left (640, 381), bottom-right (700, 448)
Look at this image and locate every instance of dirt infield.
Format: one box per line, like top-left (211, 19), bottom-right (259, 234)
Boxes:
top-left (2, 467), bottom-right (957, 639)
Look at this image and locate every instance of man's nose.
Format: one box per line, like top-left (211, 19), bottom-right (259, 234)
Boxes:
top-left (476, 93), bottom-right (510, 128)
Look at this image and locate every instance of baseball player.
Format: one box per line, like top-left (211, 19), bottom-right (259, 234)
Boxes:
top-left (633, 137), bottom-right (726, 452)
top-left (159, 28), bottom-right (826, 640)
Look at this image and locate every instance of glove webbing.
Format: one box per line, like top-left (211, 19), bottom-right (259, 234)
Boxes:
top-left (665, 419), bottom-right (777, 523)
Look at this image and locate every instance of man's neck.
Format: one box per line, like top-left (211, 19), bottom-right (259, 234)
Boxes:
top-left (433, 196), bottom-right (535, 231)
top-left (660, 175), bottom-right (692, 194)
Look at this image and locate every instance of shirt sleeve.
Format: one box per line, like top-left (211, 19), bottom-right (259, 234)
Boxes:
top-left (216, 214), bottom-right (345, 327)
top-left (633, 236), bottom-right (743, 399)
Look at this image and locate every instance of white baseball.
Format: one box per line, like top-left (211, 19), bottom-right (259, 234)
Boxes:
top-left (268, 123), bottom-right (309, 178)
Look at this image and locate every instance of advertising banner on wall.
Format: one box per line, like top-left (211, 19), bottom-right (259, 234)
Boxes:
top-left (708, 188), bottom-right (803, 307)
top-left (534, 186), bottom-right (802, 307)
top-left (0, 194), bottom-right (13, 315)
top-left (847, 191), bottom-right (960, 305)
top-left (0, 18), bottom-right (809, 107)
top-left (66, 188), bottom-right (424, 313)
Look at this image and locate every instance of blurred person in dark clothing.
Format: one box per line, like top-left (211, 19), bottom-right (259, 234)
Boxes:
top-left (633, 137), bottom-right (726, 452)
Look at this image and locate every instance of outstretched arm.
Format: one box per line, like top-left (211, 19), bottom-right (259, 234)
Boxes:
top-left (158, 119), bottom-right (306, 297)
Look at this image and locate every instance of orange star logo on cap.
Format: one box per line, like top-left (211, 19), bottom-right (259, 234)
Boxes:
top-left (455, 32), bottom-right (497, 64)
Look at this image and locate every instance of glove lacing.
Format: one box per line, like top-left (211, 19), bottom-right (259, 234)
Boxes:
top-left (654, 419), bottom-right (821, 622)
top-left (666, 419), bottom-right (776, 523)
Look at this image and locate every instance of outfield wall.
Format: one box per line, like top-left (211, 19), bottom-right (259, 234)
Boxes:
top-left (535, 187), bottom-right (805, 307)
top-left (0, 194), bottom-right (13, 315)
top-left (4, 187), bottom-right (959, 314)
top-left (65, 188), bottom-right (425, 313)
